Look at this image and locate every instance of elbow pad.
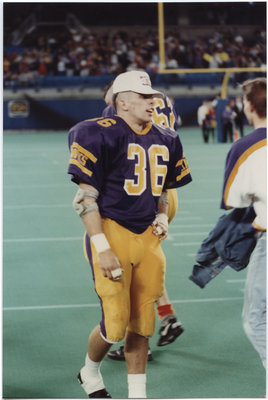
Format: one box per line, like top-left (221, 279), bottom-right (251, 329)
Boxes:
top-left (73, 188), bottom-right (99, 217)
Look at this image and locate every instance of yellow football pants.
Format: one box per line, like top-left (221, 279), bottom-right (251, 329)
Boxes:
top-left (84, 218), bottom-right (166, 343)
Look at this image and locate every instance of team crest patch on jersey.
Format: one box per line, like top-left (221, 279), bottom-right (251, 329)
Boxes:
top-left (69, 142), bottom-right (97, 178)
top-left (175, 153), bottom-right (191, 183)
top-left (70, 142), bottom-right (97, 165)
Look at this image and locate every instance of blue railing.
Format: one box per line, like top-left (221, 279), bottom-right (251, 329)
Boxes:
top-left (4, 70), bottom-right (264, 91)
top-left (4, 72), bottom-right (226, 90)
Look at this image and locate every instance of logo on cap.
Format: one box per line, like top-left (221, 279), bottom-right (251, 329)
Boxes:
top-left (140, 75), bottom-right (151, 87)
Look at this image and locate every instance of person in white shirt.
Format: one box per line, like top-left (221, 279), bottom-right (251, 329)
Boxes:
top-left (221, 77), bottom-right (266, 368)
top-left (197, 100), bottom-right (210, 143)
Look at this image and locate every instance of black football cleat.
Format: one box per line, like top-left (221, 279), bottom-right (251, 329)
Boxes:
top-left (157, 316), bottom-right (184, 346)
top-left (107, 345), bottom-right (153, 361)
top-left (88, 388), bottom-right (112, 398)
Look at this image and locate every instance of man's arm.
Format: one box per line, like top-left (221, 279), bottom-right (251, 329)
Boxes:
top-left (77, 182), bottom-right (122, 280)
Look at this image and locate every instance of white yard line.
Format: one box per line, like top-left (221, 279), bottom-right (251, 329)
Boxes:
top-left (4, 204), bottom-right (71, 209)
top-left (179, 199), bottom-right (220, 203)
top-left (172, 242), bottom-right (201, 246)
top-left (168, 232), bottom-right (210, 236)
top-left (3, 236), bottom-right (83, 243)
top-left (4, 184), bottom-right (70, 188)
top-left (3, 296), bottom-right (244, 311)
top-left (169, 224), bottom-right (213, 229)
top-left (3, 236), bottom-right (202, 244)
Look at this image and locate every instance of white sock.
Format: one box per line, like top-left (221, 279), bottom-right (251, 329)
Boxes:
top-left (79, 354), bottom-right (105, 395)
top-left (128, 374), bottom-right (147, 398)
top-left (84, 354), bottom-right (101, 376)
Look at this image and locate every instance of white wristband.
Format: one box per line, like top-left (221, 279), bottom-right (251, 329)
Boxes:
top-left (91, 233), bottom-right (111, 253)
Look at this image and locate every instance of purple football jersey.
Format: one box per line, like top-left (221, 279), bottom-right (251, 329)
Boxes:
top-left (68, 116), bottom-right (191, 233)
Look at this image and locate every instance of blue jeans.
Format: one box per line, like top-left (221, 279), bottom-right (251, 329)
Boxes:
top-left (242, 232), bottom-right (266, 368)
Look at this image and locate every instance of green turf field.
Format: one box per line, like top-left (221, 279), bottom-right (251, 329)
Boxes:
top-left (3, 127), bottom-right (266, 399)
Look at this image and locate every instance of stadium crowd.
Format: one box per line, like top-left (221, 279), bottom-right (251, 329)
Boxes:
top-left (4, 26), bottom-right (266, 88)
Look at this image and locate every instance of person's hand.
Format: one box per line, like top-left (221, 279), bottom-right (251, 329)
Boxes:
top-left (152, 213), bottom-right (168, 241)
top-left (98, 249), bottom-right (123, 280)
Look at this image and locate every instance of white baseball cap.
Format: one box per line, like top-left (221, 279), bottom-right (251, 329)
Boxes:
top-left (112, 70), bottom-right (162, 97)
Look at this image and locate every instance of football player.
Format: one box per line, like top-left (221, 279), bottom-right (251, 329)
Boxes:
top-left (102, 80), bottom-right (185, 362)
top-left (68, 70), bottom-right (192, 398)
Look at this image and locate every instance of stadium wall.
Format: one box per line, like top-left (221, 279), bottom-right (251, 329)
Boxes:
top-left (3, 80), bottom-right (244, 131)
top-left (4, 86), bottom-right (240, 131)
top-left (3, 97), bottom-right (106, 130)
top-left (3, 96), bottom-right (203, 130)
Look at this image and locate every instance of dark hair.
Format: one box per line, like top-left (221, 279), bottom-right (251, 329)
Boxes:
top-left (103, 81), bottom-right (114, 100)
top-left (241, 77), bottom-right (266, 118)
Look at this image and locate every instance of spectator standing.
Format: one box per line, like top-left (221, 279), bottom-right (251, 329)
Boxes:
top-left (221, 77), bottom-right (266, 369)
top-left (197, 100), bottom-right (210, 143)
top-left (222, 103), bottom-right (236, 142)
top-left (207, 101), bottom-right (217, 142)
top-left (233, 96), bottom-right (245, 137)
top-left (56, 55), bottom-right (67, 76)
